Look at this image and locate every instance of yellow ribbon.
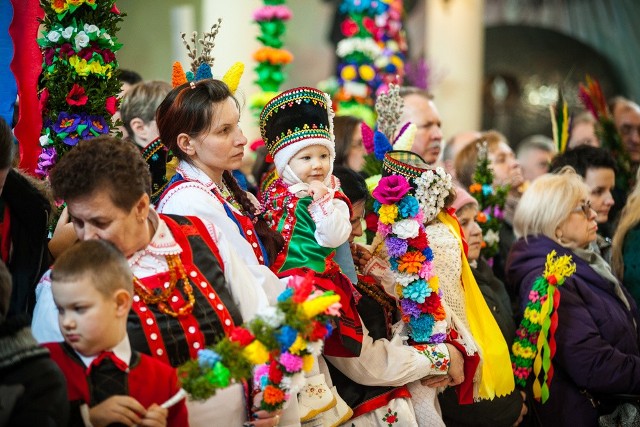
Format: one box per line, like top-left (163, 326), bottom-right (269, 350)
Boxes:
top-left (438, 211), bottom-right (515, 400)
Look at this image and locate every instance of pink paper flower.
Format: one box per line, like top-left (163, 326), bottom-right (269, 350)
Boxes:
top-left (372, 175), bottom-right (411, 204)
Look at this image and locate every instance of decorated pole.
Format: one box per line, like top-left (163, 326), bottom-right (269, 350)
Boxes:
top-left (36, 0), bottom-right (123, 178)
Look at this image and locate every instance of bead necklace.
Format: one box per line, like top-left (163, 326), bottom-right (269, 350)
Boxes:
top-left (216, 180), bottom-right (243, 213)
top-left (133, 254), bottom-right (195, 318)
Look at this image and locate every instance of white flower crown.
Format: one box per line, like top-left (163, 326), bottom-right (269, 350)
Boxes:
top-left (414, 167), bottom-right (453, 224)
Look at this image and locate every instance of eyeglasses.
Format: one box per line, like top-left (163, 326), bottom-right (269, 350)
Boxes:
top-left (572, 200), bottom-right (592, 217)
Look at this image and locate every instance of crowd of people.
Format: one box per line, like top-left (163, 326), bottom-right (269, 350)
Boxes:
top-left (1, 65), bottom-right (640, 427)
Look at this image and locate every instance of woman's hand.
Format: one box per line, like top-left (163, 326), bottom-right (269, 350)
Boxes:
top-left (421, 343), bottom-right (465, 388)
top-left (351, 243), bottom-right (372, 271)
top-left (512, 391), bottom-right (528, 426)
top-left (246, 392), bottom-right (283, 427)
top-left (308, 180), bottom-right (329, 201)
top-left (89, 395), bottom-right (145, 427)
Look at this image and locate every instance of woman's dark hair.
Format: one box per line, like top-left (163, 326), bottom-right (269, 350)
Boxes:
top-left (156, 79), bottom-right (283, 262)
top-left (50, 135), bottom-right (151, 211)
top-left (0, 117), bottom-right (15, 170)
top-left (333, 165), bottom-right (367, 204)
top-left (333, 115), bottom-right (361, 167)
top-left (550, 145), bottom-right (617, 177)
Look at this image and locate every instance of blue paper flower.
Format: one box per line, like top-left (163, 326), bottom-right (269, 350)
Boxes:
top-left (403, 279), bottom-right (432, 303)
top-left (276, 325), bottom-right (297, 350)
top-left (422, 247), bottom-right (434, 261)
top-left (197, 349), bottom-right (221, 369)
top-left (482, 184), bottom-right (494, 196)
top-left (398, 196), bottom-right (419, 218)
top-left (277, 287), bottom-right (293, 302)
top-left (410, 314), bottom-right (436, 343)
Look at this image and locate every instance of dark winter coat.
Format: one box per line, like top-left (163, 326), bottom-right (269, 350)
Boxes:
top-left (506, 235), bottom-right (640, 427)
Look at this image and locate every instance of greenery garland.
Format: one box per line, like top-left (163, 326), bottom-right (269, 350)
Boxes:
top-left (37, 0), bottom-right (123, 178)
top-left (511, 250), bottom-right (576, 403)
top-left (178, 273), bottom-right (340, 412)
top-left (468, 140), bottom-right (509, 261)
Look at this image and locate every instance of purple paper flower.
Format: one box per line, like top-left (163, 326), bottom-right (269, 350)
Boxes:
top-left (401, 298), bottom-right (422, 318)
top-left (372, 175), bottom-right (411, 204)
top-left (36, 147), bottom-right (58, 177)
top-left (62, 133), bottom-right (80, 146)
top-left (493, 205), bottom-right (504, 220)
top-left (430, 332), bottom-right (447, 344)
top-left (386, 237), bottom-right (408, 258)
top-left (53, 111), bottom-right (81, 134)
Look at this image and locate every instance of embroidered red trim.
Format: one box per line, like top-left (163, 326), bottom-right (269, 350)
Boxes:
top-left (351, 386), bottom-right (412, 419)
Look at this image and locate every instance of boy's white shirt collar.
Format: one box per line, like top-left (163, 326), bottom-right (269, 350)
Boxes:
top-left (78, 334), bottom-right (132, 368)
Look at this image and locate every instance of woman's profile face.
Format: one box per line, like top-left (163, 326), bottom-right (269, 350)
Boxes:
top-left (346, 125), bottom-right (365, 172)
top-left (489, 141), bottom-right (523, 187)
top-left (556, 197), bottom-right (599, 250)
top-left (456, 204), bottom-right (483, 262)
top-left (188, 97), bottom-right (247, 182)
top-left (67, 188), bottom-right (150, 258)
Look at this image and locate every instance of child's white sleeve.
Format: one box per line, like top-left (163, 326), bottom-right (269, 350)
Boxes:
top-left (308, 193), bottom-right (351, 248)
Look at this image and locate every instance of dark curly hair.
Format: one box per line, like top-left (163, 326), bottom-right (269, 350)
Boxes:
top-left (550, 145), bottom-right (617, 178)
top-left (49, 135), bottom-right (151, 211)
top-left (156, 79), bottom-right (283, 262)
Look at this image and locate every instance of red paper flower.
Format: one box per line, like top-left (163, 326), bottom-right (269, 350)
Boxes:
top-left (365, 212), bottom-right (379, 232)
top-left (229, 327), bottom-right (255, 346)
top-left (110, 3), bottom-right (121, 14)
top-left (39, 88), bottom-right (49, 113)
top-left (407, 229), bottom-right (429, 250)
top-left (309, 321), bottom-right (328, 341)
top-left (362, 17), bottom-right (376, 35)
top-left (66, 84), bottom-right (88, 106)
top-left (268, 360), bottom-right (283, 384)
top-left (105, 97), bottom-right (117, 116)
top-left (340, 18), bottom-right (358, 37)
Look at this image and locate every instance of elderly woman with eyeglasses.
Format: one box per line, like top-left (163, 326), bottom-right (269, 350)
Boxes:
top-left (506, 167), bottom-right (640, 427)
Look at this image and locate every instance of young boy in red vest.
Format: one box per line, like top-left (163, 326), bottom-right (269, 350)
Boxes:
top-left (43, 239), bottom-right (188, 427)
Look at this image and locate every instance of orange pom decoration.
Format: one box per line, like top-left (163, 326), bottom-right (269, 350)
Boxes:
top-left (172, 62), bottom-right (187, 88)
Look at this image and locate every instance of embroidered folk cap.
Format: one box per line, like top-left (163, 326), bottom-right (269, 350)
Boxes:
top-left (260, 86), bottom-right (335, 176)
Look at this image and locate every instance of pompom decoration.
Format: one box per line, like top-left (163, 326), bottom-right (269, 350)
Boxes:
top-left (511, 251), bottom-right (576, 403)
top-left (178, 273), bottom-right (340, 412)
top-left (371, 173), bottom-right (447, 345)
top-left (330, 0), bottom-right (408, 125)
top-left (249, 0), bottom-right (293, 118)
top-left (36, 0), bottom-right (124, 178)
top-left (468, 140), bottom-right (509, 260)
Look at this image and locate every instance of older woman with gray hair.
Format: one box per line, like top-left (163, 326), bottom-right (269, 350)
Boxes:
top-left (506, 167), bottom-right (640, 427)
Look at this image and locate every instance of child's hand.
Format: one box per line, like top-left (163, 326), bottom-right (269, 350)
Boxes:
top-left (248, 392), bottom-right (283, 426)
top-left (89, 395), bottom-right (146, 427)
top-left (308, 180), bottom-right (329, 201)
top-left (140, 403), bottom-right (168, 427)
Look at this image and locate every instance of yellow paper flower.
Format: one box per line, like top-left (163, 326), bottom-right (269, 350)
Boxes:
top-left (378, 204), bottom-right (399, 225)
top-left (341, 65), bottom-right (357, 81)
top-left (523, 307), bottom-right (541, 325)
top-left (242, 340), bottom-right (269, 365)
top-left (359, 64), bottom-right (375, 82)
top-left (302, 354), bottom-right (315, 372)
top-left (301, 294), bottom-right (341, 318)
top-left (512, 342), bottom-right (534, 359)
top-left (428, 276), bottom-right (439, 294)
top-left (288, 335), bottom-right (306, 355)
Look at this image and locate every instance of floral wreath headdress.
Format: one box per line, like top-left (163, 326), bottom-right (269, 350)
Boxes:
top-left (370, 150), bottom-right (452, 347)
top-left (512, 250), bottom-right (576, 403)
top-left (171, 18), bottom-right (244, 94)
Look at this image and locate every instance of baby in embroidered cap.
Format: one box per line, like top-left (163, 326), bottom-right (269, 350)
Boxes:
top-left (260, 87), bottom-right (361, 425)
